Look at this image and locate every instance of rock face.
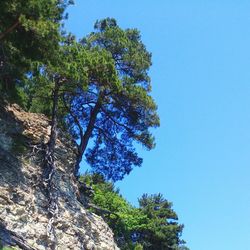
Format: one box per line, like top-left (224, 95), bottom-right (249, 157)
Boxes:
top-left (0, 102), bottom-right (119, 250)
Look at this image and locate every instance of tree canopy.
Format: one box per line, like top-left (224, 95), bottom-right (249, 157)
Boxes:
top-left (138, 194), bottom-right (185, 249)
top-left (0, 0), bottom-right (72, 98)
top-left (64, 18), bottom-right (160, 180)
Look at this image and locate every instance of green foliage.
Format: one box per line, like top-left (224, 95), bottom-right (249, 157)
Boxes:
top-left (0, 0), bottom-right (72, 100)
top-left (27, 40), bottom-right (89, 112)
top-left (65, 18), bottom-right (159, 180)
top-left (80, 173), bottom-right (188, 250)
top-left (134, 243), bottom-right (143, 250)
top-left (0, 246), bottom-right (17, 250)
top-left (81, 173), bottom-right (147, 249)
top-left (0, 3), bottom-right (188, 250)
top-left (1, 12), bottom-right (159, 181)
top-left (138, 194), bottom-right (186, 250)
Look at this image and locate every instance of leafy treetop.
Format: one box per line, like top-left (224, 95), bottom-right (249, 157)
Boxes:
top-left (64, 18), bottom-right (160, 180)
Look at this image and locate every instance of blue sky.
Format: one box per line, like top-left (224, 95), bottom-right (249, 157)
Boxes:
top-left (65, 1), bottom-right (250, 249)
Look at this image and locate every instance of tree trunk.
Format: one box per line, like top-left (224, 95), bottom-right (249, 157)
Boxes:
top-left (74, 95), bottom-right (102, 176)
top-left (42, 77), bottom-right (61, 242)
top-left (43, 78), bottom-right (60, 180)
top-left (48, 80), bottom-right (60, 160)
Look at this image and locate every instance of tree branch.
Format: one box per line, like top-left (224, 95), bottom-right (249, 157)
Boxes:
top-left (0, 18), bottom-right (20, 40)
top-left (100, 107), bottom-right (134, 135)
top-left (94, 125), bottom-right (114, 142)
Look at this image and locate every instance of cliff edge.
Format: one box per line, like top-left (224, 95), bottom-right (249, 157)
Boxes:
top-left (0, 102), bottom-right (119, 250)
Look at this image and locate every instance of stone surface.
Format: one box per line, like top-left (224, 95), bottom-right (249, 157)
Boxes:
top-left (0, 103), bottom-right (119, 250)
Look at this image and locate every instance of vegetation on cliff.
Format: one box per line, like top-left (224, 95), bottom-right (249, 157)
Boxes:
top-left (0, 1), bottom-right (188, 249)
top-left (81, 173), bottom-right (188, 250)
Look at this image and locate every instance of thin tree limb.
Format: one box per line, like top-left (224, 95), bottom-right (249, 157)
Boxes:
top-left (0, 19), bottom-right (20, 40)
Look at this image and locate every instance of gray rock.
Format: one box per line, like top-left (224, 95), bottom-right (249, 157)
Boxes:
top-left (0, 103), bottom-right (119, 250)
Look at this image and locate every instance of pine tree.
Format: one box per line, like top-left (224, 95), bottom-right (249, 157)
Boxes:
top-left (138, 194), bottom-right (186, 250)
top-left (64, 18), bottom-right (160, 180)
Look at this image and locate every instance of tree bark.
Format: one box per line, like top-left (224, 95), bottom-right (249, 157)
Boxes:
top-left (42, 77), bottom-right (61, 243)
top-left (74, 94), bottom-right (103, 176)
top-left (48, 80), bottom-right (60, 160)
top-left (43, 78), bottom-right (60, 180)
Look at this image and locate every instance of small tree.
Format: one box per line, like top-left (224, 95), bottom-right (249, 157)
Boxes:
top-left (138, 194), bottom-right (186, 250)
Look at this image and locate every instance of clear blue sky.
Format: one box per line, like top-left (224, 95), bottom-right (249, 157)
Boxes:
top-left (65, 1), bottom-right (250, 249)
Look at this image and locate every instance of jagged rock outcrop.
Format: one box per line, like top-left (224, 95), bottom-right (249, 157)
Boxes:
top-left (0, 102), bottom-right (119, 250)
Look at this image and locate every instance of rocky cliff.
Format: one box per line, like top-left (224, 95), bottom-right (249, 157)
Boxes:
top-left (0, 102), bottom-right (119, 250)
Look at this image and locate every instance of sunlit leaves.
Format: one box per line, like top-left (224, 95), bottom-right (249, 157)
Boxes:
top-left (80, 173), bottom-right (187, 250)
